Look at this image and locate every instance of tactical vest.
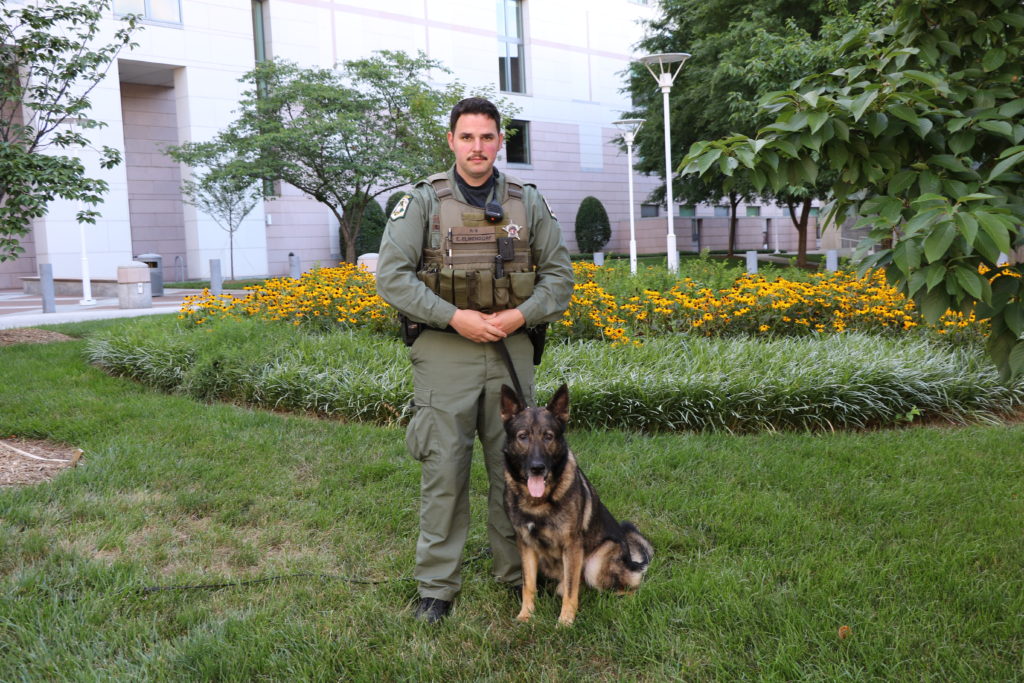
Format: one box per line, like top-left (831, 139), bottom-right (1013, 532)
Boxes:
top-left (416, 172), bottom-right (535, 312)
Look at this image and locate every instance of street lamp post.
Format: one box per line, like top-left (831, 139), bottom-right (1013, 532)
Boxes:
top-left (638, 52), bottom-right (690, 273)
top-left (69, 119), bottom-right (96, 306)
top-left (612, 118), bottom-right (644, 275)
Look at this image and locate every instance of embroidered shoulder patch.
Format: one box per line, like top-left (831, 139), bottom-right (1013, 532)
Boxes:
top-left (390, 195), bottom-right (412, 221)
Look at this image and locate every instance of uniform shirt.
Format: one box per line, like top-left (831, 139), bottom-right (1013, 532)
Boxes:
top-left (376, 165), bottom-right (574, 329)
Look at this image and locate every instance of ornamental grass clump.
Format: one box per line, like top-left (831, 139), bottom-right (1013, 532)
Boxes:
top-left (87, 320), bottom-right (1024, 431)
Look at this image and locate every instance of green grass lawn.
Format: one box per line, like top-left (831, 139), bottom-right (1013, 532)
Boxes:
top-left (2, 318), bottom-right (1023, 680)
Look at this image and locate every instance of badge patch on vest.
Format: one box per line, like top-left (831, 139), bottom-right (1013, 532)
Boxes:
top-left (390, 195), bottom-right (412, 220)
top-left (503, 223), bottom-right (523, 240)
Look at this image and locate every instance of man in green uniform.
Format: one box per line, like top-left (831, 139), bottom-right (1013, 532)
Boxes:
top-left (376, 97), bottom-right (573, 623)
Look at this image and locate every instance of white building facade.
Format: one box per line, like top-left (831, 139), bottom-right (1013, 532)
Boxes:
top-left (1, 0), bottom-right (827, 290)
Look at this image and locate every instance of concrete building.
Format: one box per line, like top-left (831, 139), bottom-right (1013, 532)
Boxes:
top-left (1, 0), bottom-right (826, 291)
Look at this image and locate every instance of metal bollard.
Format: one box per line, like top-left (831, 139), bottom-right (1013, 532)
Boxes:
top-left (826, 250), bottom-right (839, 272)
top-left (210, 259), bottom-right (223, 295)
top-left (745, 250), bottom-right (758, 274)
top-left (39, 263), bottom-right (56, 313)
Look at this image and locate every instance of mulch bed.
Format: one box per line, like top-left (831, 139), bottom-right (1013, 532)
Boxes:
top-left (1, 329), bottom-right (82, 485)
top-left (0, 328), bottom-right (77, 346)
top-left (0, 438), bottom-right (83, 487)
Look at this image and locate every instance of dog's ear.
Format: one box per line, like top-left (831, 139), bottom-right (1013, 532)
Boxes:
top-left (546, 383), bottom-right (570, 424)
top-left (500, 384), bottom-right (525, 422)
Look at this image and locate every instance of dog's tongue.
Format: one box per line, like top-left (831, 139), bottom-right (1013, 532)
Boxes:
top-left (528, 475), bottom-right (546, 499)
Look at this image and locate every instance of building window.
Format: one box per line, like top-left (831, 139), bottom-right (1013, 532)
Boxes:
top-left (746, 206), bottom-right (761, 217)
top-left (506, 120), bottom-right (530, 164)
top-left (114, 0), bottom-right (182, 24)
top-left (641, 204), bottom-right (659, 218)
top-left (679, 205), bottom-right (696, 217)
top-left (497, 0), bottom-right (525, 93)
top-left (714, 205), bottom-right (729, 217)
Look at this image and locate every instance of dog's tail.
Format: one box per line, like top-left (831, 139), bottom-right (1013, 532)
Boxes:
top-left (619, 521), bottom-right (654, 573)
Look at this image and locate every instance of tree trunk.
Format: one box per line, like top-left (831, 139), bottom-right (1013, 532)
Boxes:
top-left (727, 191), bottom-right (740, 258)
top-left (786, 198), bottom-right (813, 268)
top-left (336, 208), bottom-right (356, 264)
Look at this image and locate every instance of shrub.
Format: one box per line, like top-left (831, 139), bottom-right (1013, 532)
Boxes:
top-left (574, 195), bottom-right (611, 253)
top-left (355, 197), bottom-right (386, 255)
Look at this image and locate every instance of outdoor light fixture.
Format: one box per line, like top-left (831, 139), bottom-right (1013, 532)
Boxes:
top-left (612, 118), bottom-right (644, 275)
top-left (69, 120), bottom-right (96, 306)
top-left (638, 52), bottom-right (691, 273)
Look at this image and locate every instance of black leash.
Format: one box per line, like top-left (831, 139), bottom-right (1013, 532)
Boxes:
top-left (495, 338), bottom-right (531, 406)
top-left (131, 547), bottom-right (493, 595)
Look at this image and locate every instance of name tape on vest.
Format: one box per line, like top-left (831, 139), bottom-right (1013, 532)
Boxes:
top-left (449, 225), bottom-right (497, 244)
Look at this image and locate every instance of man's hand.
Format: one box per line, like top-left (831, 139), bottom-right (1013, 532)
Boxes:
top-left (448, 308), bottom-right (526, 342)
top-left (489, 308), bottom-right (525, 336)
top-left (449, 309), bottom-right (508, 343)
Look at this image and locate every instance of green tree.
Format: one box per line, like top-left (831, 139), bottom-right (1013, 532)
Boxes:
top-left (176, 156), bottom-right (262, 282)
top-left (680, 0), bottom-right (1024, 377)
top-left (0, 0), bottom-right (140, 261)
top-left (623, 0), bottom-right (868, 263)
top-left (170, 52), bottom-right (515, 264)
top-left (574, 196), bottom-right (612, 253)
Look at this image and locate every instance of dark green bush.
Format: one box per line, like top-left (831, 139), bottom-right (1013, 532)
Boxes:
top-left (574, 195), bottom-right (611, 253)
top-left (355, 197), bottom-right (387, 255)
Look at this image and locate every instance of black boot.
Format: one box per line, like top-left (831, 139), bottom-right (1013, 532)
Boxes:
top-left (414, 597), bottom-right (452, 624)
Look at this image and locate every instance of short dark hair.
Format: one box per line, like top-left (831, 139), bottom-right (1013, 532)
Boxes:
top-left (449, 97), bottom-right (501, 133)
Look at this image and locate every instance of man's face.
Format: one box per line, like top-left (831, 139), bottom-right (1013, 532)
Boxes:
top-left (447, 113), bottom-right (503, 186)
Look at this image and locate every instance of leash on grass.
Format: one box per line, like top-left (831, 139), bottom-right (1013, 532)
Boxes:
top-left (132, 547), bottom-right (493, 595)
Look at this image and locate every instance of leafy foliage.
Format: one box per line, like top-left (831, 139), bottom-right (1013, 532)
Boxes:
top-left (354, 196), bottom-right (386, 256)
top-left (622, 0), bottom-right (870, 262)
top-left (679, 0), bottom-right (1024, 377)
top-left (169, 52), bottom-right (460, 264)
top-left (574, 196), bottom-right (612, 253)
top-left (0, 0), bottom-right (140, 261)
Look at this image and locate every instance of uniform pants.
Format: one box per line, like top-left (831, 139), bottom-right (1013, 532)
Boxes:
top-left (405, 329), bottom-right (535, 601)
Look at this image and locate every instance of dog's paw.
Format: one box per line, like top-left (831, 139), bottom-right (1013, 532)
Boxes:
top-left (557, 609), bottom-right (576, 627)
top-left (515, 610), bottom-right (533, 623)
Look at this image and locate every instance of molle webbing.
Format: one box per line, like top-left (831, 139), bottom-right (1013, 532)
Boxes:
top-left (417, 172), bottom-right (536, 312)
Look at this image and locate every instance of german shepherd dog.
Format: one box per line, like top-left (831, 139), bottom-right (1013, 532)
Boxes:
top-left (500, 384), bottom-right (653, 626)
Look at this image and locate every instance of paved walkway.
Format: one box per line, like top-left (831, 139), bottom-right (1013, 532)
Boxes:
top-left (0, 288), bottom-right (206, 330)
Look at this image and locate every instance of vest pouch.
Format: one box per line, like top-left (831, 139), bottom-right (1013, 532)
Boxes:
top-left (493, 275), bottom-right (510, 310)
top-left (509, 271), bottom-right (536, 307)
top-left (452, 269), bottom-right (469, 308)
top-left (470, 270), bottom-right (494, 311)
top-left (417, 269), bottom-right (439, 294)
top-left (439, 267), bottom-right (455, 304)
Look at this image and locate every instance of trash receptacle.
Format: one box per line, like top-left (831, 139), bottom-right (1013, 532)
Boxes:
top-left (117, 261), bottom-right (153, 309)
top-left (135, 253), bottom-right (163, 297)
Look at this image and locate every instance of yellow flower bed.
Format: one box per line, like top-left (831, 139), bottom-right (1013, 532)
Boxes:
top-left (555, 262), bottom-right (983, 346)
top-left (180, 261), bottom-right (987, 346)
top-left (179, 264), bottom-right (395, 333)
